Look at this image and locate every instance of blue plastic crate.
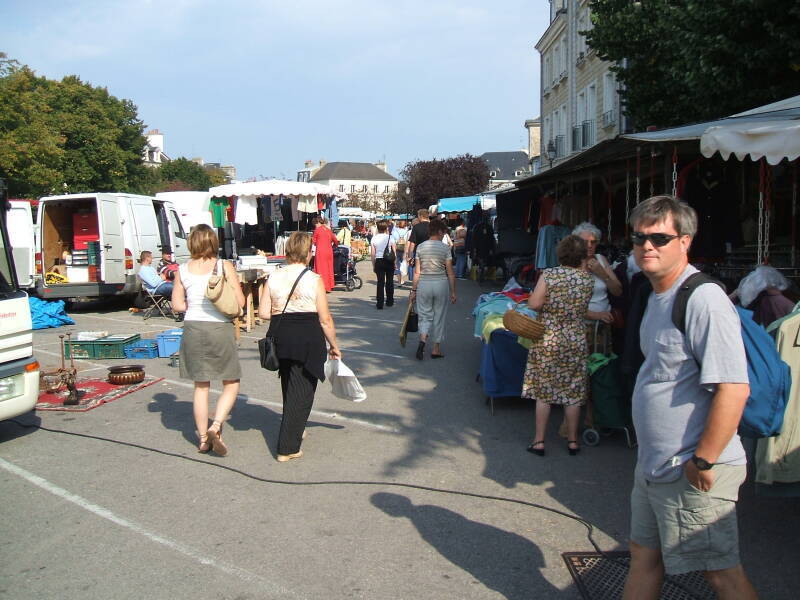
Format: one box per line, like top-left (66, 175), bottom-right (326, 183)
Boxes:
top-left (123, 340), bottom-right (159, 359)
top-left (156, 328), bottom-right (183, 358)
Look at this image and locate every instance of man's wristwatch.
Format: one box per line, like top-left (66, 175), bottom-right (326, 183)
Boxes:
top-left (691, 454), bottom-right (714, 471)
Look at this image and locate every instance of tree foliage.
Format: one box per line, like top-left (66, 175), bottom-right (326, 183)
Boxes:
top-left (400, 154), bottom-right (489, 210)
top-left (157, 157), bottom-right (212, 191)
top-left (0, 57), bottom-right (150, 197)
top-left (586, 0), bottom-right (800, 129)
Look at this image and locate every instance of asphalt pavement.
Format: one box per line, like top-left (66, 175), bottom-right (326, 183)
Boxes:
top-left (1, 270), bottom-right (797, 599)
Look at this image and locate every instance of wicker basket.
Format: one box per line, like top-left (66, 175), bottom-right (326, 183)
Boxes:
top-left (503, 310), bottom-right (545, 341)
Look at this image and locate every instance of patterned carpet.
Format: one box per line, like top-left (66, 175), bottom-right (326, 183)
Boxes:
top-left (36, 375), bottom-right (163, 412)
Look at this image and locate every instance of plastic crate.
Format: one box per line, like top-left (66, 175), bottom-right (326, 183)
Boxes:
top-left (94, 334), bottom-right (141, 359)
top-left (157, 328), bottom-right (183, 358)
top-left (123, 340), bottom-right (159, 359)
top-left (64, 340), bottom-right (95, 359)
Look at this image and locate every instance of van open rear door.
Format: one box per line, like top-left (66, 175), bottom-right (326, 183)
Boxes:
top-left (99, 198), bottom-right (125, 282)
top-left (6, 201), bottom-right (34, 288)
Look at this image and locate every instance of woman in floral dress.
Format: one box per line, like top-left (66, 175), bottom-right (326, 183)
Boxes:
top-left (522, 235), bottom-right (594, 456)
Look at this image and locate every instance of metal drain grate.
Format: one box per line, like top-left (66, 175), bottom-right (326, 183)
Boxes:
top-left (562, 552), bottom-right (716, 600)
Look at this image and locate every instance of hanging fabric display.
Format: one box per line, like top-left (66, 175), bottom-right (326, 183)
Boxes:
top-left (329, 198), bottom-right (339, 225)
top-left (234, 194), bottom-right (258, 225)
top-left (297, 194), bottom-right (316, 214)
top-left (291, 197), bottom-right (301, 222)
top-left (271, 196), bottom-right (282, 221)
top-left (209, 197), bottom-right (230, 228)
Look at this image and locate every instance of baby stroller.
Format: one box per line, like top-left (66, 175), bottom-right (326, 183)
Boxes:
top-left (333, 246), bottom-right (363, 291)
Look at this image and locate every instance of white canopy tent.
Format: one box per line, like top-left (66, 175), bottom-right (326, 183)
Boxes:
top-left (208, 179), bottom-right (348, 200)
top-left (623, 94), bottom-right (800, 165)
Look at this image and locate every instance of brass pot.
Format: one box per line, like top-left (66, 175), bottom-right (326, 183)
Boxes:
top-left (107, 365), bottom-right (145, 385)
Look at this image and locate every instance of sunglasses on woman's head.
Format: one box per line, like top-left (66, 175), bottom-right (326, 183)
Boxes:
top-left (630, 232), bottom-right (680, 247)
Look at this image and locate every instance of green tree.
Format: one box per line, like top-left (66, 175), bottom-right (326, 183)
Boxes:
top-left (400, 154), bottom-right (489, 210)
top-left (205, 166), bottom-right (229, 187)
top-left (0, 56), bottom-right (151, 197)
top-left (157, 157), bottom-right (212, 191)
top-left (586, 0), bottom-right (800, 129)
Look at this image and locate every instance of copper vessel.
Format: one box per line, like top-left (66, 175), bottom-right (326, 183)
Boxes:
top-left (107, 364), bottom-right (145, 385)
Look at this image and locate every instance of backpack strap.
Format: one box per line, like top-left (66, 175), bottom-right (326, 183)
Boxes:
top-left (671, 272), bottom-right (726, 334)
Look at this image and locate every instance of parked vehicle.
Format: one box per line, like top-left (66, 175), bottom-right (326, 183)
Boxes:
top-left (33, 193), bottom-right (189, 300)
top-left (0, 192), bottom-right (40, 421)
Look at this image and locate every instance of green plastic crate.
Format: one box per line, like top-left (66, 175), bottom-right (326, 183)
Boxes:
top-left (64, 334), bottom-right (140, 359)
top-left (94, 334), bottom-right (141, 359)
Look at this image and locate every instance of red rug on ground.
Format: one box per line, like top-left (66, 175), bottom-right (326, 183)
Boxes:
top-left (36, 375), bottom-right (164, 412)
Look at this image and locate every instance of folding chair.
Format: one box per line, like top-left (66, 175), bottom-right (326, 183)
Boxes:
top-left (138, 276), bottom-right (178, 321)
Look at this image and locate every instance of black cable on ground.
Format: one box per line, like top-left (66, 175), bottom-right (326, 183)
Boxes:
top-left (6, 420), bottom-right (712, 600)
top-left (9, 419), bottom-right (603, 552)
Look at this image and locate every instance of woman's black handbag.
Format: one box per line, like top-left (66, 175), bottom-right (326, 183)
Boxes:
top-left (406, 307), bottom-right (419, 332)
top-left (259, 268), bottom-right (309, 371)
top-left (382, 236), bottom-right (396, 264)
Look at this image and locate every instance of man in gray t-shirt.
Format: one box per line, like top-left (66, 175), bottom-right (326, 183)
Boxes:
top-left (623, 196), bottom-right (757, 600)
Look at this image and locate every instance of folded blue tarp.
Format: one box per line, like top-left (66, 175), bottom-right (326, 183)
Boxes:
top-left (29, 297), bottom-right (75, 329)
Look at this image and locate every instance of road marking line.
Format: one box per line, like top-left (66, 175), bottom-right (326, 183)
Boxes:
top-left (35, 348), bottom-right (107, 368)
top-left (158, 378), bottom-right (399, 433)
top-left (71, 314), bottom-right (178, 329)
top-left (0, 457), bottom-right (291, 595)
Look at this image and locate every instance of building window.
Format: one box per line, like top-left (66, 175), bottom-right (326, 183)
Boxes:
top-left (351, 185), bottom-right (355, 193)
top-left (339, 184), bottom-right (344, 192)
top-left (384, 185), bottom-right (390, 193)
top-left (362, 184), bottom-right (368, 192)
top-left (490, 170), bottom-right (498, 178)
top-left (373, 185), bottom-right (379, 193)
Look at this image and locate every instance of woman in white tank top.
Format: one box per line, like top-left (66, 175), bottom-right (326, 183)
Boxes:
top-left (172, 224), bottom-right (245, 456)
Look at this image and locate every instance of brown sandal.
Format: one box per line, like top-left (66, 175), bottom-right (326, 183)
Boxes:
top-left (207, 420), bottom-right (228, 457)
top-left (197, 432), bottom-right (210, 454)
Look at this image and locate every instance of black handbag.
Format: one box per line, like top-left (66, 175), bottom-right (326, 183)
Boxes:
top-left (406, 306), bottom-right (419, 332)
top-left (259, 268), bottom-right (309, 371)
top-left (382, 235), bottom-right (396, 264)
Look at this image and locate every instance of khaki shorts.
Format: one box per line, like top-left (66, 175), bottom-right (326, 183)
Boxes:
top-left (630, 463), bottom-right (746, 575)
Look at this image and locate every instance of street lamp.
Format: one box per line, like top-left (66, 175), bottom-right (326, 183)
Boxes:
top-left (546, 140), bottom-right (557, 168)
top-left (404, 185), bottom-right (413, 219)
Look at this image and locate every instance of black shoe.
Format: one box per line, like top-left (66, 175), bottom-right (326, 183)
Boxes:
top-left (567, 441), bottom-right (580, 456)
top-left (376, 305), bottom-right (383, 310)
top-left (526, 441), bottom-right (545, 456)
top-left (416, 341), bottom-right (425, 360)
top-left (386, 301), bottom-right (394, 307)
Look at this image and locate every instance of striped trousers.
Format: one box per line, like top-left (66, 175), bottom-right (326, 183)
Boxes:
top-left (278, 360), bottom-right (318, 455)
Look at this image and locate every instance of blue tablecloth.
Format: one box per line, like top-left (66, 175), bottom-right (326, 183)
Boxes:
top-left (479, 329), bottom-right (528, 397)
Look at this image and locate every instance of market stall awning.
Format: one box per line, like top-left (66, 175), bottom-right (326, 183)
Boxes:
top-left (437, 196), bottom-right (482, 212)
top-left (700, 119), bottom-right (800, 165)
top-left (623, 94), bottom-right (800, 164)
top-left (208, 179), bottom-right (348, 200)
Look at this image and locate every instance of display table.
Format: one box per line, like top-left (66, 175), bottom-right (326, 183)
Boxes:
top-left (479, 328), bottom-right (529, 414)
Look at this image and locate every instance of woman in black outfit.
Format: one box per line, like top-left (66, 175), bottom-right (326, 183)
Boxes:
top-left (370, 220), bottom-right (396, 309)
top-left (258, 232), bottom-right (341, 462)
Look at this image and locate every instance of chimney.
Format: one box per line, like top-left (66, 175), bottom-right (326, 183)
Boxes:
top-left (375, 162), bottom-right (387, 172)
top-left (319, 160), bottom-right (327, 168)
top-left (304, 160), bottom-right (313, 168)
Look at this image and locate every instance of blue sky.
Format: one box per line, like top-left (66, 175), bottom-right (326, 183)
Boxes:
top-left (2, 0), bottom-right (549, 181)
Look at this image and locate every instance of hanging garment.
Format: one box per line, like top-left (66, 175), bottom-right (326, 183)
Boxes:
top-left (329, 198), bottom-right (339, 226)
top-left (756, 312), bottom-right (800, 484)
top-left (317, 194), bottom-right (325, 212)
top-left (291, 197), bottom-right (301, 222)
top-left (534, 224), bottom-right (571, 269)
top-left (234, 194), bottom-right (258, 225)
top-left (260, 196), bottom-right (271, 219)
top-left (297, 195), bottom-right (316, 214)
top-left (271, 196), bottom-right (282, 220)
top-left (210, 197), bottom-right (230, 228)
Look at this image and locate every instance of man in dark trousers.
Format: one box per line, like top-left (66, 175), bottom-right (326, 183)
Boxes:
top-left (622, 196), bottom-right (757, 600)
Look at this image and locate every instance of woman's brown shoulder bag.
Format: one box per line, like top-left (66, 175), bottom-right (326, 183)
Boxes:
top-left (205, 260), bottom-right (243, 319)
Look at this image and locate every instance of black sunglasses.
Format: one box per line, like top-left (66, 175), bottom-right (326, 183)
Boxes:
top-left (631, 232), bottom-right (681, 247)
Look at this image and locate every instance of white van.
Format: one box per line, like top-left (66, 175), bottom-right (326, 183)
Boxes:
top-left (34, 193), bottom-right (189, 300)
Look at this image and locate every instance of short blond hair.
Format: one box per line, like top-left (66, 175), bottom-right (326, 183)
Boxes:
top-left (417, 208), bottom-right (429, 219)
top-left (187, 224), bottom-right (219, 259)
top-left (285, 231), bottom-right (312, 264)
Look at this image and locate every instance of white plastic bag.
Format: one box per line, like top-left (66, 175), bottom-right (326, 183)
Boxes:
top-left (399, 259), bottom-right (408, 277)
top-left (324, 359), bottom-right (367, 402)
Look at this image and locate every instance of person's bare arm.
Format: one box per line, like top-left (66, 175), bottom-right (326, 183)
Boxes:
top-left (257, 280), bottom-right (272, 320)
top-left (315, 278), bottom-right (341, 359)
top-left (445, 259), bottom-right (456, 303)
top-left (587, 310), bottom-right (614, 323)
top-left (171, 269), bottom-right (187, 313)
top-left (224, 260), bottom-right (246, 308)
top-left (409, 257), bottom-right (422, 302)
top-left (527, 275), bottom-right (547, 310)
top-left (684, 382), bottom-right (750, 491)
